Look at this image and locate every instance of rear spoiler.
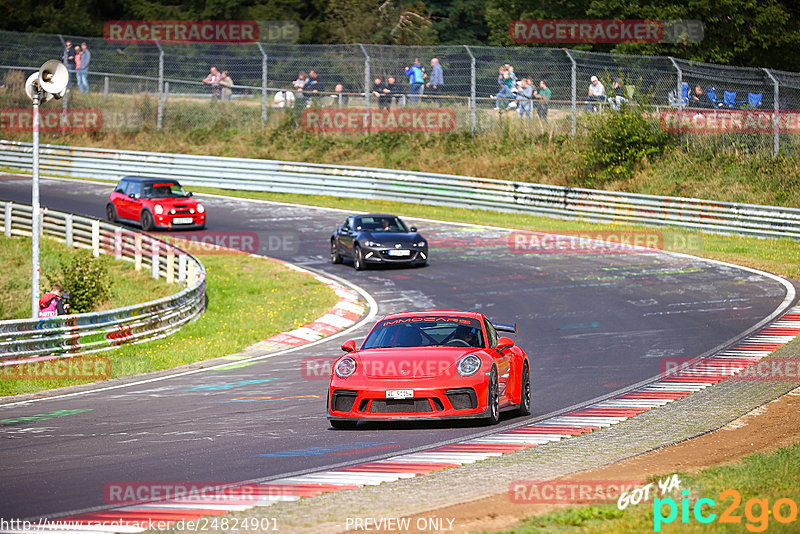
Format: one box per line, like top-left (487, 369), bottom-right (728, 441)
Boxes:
top-left (494, 322), bottom-right (517, 335)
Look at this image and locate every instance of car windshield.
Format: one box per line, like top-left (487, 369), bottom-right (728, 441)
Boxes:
top-left (362, 317), bottom-right (484, 349)
top-left (142, 182), bottom-right (189, 199)
top-left (356, 216), bottom-right (408, 233)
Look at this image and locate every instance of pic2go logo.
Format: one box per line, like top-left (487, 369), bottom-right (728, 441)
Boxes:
top-left (654, 489), bottom-right (798, 532)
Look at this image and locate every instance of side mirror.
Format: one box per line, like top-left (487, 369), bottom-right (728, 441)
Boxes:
top-left (341, 339), bottom-right (356, 352)
top-left (496, 336), bottom-right (514, 351)
top-left (339, 226), bottom-right (348, 233)
top-left (187, 191), bottom-right (193, 197)
top-left (128, 193), bottom-right (137, 199)
top-left (410, 226), bottom-right (417, 232)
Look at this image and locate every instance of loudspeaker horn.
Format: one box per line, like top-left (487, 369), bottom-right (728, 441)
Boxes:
top-left (38, 60), bottom-right (69, 95)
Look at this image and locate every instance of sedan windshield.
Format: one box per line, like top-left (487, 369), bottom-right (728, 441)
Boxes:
top-left (356, 216), bottom-right (408, 233)
top-left (143, 182), bottom-right (190, 199)
top-left (362, 317), bottom-right (484, 349)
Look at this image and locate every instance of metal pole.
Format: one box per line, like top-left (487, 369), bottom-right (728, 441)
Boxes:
top-left (256, 43), bottom-right (267, 125)
top-left (464, 45), bottom-right (476, 135)
top-left (564, 50), bottom-right (576, 136)
top-left (31, 92), bottom-right (41, 318)
top-left (359, 44), bottom-right (370, 132)
top-left (764, 68), bottom-right (780, 158)
top-left (103, 75), bottom-right (109, 99)
top-left (668, 57), bottom-right (683, 142)
top-left (156, 41), bottom-right (163, 131)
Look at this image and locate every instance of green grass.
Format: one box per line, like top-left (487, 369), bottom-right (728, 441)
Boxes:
top-left (490, 442), bottom-right (800, 533)
top-left (0, 248), bottom-right (338, 396)
top-left (0, 235), bottom-right (174, 319)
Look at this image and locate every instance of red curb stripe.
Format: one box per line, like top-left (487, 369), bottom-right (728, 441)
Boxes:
top-left (568, 408), bottom-right (650, 417)
top-left (430, 444), bottom-right (530, 453)
top-left (620, 391), bottom-right (690, 399)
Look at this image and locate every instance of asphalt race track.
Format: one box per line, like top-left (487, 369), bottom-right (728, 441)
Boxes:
top-left (0, 174), bottom-right (793, 520)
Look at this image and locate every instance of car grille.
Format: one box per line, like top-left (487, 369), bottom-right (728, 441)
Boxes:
top-left (378, 250), bottom-right (417, 260)
top-left (332, 390), bottom-right (358, 412)
top-left (369, 398), bottom-right (433, 413)
top-left (446, 388), bottom-right (478, 410)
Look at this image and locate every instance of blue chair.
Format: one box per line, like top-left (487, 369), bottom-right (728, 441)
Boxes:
top-left (668, 82), bottom-right (689, 107)
top-left (723, 91), bottom-right (737, 109)
top-left (746, 92), bottom-right (762, 108)
top-left (707, 86), bottom-right (724, 108)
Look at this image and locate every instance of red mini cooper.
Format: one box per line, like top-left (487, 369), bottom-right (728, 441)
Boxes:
top-left (107, 176), bottom-right (206, 231)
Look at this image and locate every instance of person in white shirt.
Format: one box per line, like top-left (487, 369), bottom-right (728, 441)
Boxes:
top-left (584, 75), bottom-right (606, 112)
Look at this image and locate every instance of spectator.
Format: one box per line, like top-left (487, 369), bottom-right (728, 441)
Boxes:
top-left (427, 58), bottom-right (444, 107)
top-left (305, 69), bottom-right (323, 107)
top-left (584, 75), bottom-right (606, 112)
top-left (76, 42), bottom-right (91, 93)
top-left (516, 78), bottom-right (533, 119)
top-left (493, 65), bottom-right (516, 110)
top-left (385, 76), bottom-right (399, 108)
top-left (274, 90), bottom-right (295, 108)
top-left (608, 80), bottom-right (628, 111)
top-left (39, 284), bottom-right (69, 318)
top-left (330, 83), bottom-right (348, 107)
top-left (534, 80), bottom-right (551, 120)
top-left (404, 58), bottom-right (426, 105)
top-left (372, 77), bottom-right (391, 110)
top-left (60, 40), bottom-right (75, 90)
top-left (219, 71), bottom-right (234, 101)
top-left (690, 85), bottom-right (709, 108)
top-left (202, 66), bottom-right (222, 102)
top-left (73, 45), bottom-right (82, 90)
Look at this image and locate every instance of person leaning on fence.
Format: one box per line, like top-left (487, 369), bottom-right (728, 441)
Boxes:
top-left (427, 58), bottom-right (444, 107)
top-left (584, 75), bottom-right (606, 112)
top-left (404, 58), bottom-right (426, 105)
top-left (60, 40), bottom-right (75, 90)
top-left (386, 76), bottom-right (399, 108)
top-left (304, 70), bottom-right (323, 107)
top-left (203, 66), bottom-right (222, 102)
top-left (39, 284), bottom-right (69, 318)
top-left (77, 42), bottom-right (91, 93)
top-left (372, 77), bottom-right (391, 110)
top-left (516, 78), bottom-right (533, 119)
top-left (493, 65), bottom-right (516, 111)
top-left (219, 71), bottom-right (234, 101)
top-left (330, 83), bottom-right (348, 107)
top-left (608, 80), bottom-right (629, 111)
top-left (534, 80), bottom-right (551, 120)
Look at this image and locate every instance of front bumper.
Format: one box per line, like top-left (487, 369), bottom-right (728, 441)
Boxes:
top-left (154, 214), bottom-right (206, 230)
top-left (360, 246), bottom-right (428, 264)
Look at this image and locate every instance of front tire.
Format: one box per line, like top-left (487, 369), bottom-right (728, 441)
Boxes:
top-left (140, 210), bottom-right (155, 232)
top-left (483, 367), bottom-right (500, 425)
top-left (330, 419), bottom-right (358, 430)
top-left (516, 360), bottom-right (531, 416)
top-left (353, 245), bottom-right (365, 271)
top-left (331, 240), bottom-right (343, 264)
top-left (106, 204), bottom-right (117, 223)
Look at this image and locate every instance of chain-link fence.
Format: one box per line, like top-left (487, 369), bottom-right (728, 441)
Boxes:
top-left (1, 29), bottom-right (798, 156)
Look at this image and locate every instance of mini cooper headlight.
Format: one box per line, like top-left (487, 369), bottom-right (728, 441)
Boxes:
top-left (334, 356), bottom-right (357, 378)
top-left (154, 204), bottom-right (164, 215)
top-left (456, 354), bottom-right (482, 377)
top-left (197, 203), bottom-right (205, 214)
top-left (363, 240), bottom-right (381, 247)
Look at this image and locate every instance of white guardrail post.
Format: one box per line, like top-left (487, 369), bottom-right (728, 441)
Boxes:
top-left (0, 198), bottom-right (206, 362)
top-left (0, 141), bottom-right (798, 240)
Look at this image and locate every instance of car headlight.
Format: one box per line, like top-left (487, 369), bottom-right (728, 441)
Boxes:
top-left (196, 203), bottom-right (205, 214)
top-left (154, 204), bottom-right (164, 215)
top-left (456, 354), bottom-right (482, 377)
top-left (334, 356), bottom-right (357, 378)
top-left (363, 240), bottom-right (381, 247)
top-left (413, 240), bottom-right (427, 247)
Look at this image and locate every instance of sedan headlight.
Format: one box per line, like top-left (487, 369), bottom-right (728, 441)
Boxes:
top-left (334, 356), bottom-right (357, 378)
top-left (196, 203), bottom-right (205, 214)
top-left (154, 204), bottom-right (164, 215)
top-left (456, 354), bottom-right (482, 377)
top-left (363, 240), bottom-right (381, 247)
top-left (413, 240), bottom-right (427, 247)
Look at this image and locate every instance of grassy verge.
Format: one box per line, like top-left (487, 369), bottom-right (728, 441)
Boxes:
top-left (492, 442), bottom-right (800, 533)
top-left (0, 235), bottom-right (174, 319)
top-left (0, 250), bottom-right (339, 397)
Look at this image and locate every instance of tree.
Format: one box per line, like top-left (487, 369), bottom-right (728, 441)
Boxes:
top-left (325, 0), bottom-right (434, 45)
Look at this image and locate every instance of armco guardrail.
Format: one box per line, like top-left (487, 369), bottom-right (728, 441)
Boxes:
top-left (0, 199), bottom-right (206, 361)
top-left (1, 140), bottom-right (799, 239)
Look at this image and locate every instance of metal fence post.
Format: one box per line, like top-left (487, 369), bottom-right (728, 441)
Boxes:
top-left (65, 213), bottom-right (73, 247)
top-left (564, 50), bottom-right (577, 136)
top-left (91, 220), bottom-right (100, 257)
top-left (256, 42), bottom-right (268, 125)
top-left (464, 45), bottom-right (476, 134)
top-left (155, 41), bottom-right (163, 131)
top-left (764, 68), bottom-right (780, 158)
top-left (164, 81), bottom-right (169, 107)
top-left (4, 202), bottom-right (11, 237)
top-left (151, 238), bottom-right (160, 279)
top-left (668, 57), bottom-right (683, 142)
top-left (103, 76), bottom-right (109, 100)
top-left (359, 44), bottom-right (370, 131)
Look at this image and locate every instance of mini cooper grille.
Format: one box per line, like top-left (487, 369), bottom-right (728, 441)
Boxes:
top-left (369, 399), bottom-right (432, 413)
top-left (446, 388), bottom-right (478, 410)
top-left (332, 390), bottom-right (358, 412)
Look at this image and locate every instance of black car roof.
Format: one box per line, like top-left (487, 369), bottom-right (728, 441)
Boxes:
top-left (355, 214), bottom-right (401, 219)
top-left (120, 176), bottom-right (180, 183)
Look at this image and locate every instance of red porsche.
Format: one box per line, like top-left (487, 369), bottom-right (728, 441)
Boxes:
top-left (327, 311), bottom-right (531, 429)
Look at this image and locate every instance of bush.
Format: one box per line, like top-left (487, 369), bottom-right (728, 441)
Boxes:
top-left (581, 106), bottom-right (676, 187)
top-left (51, 250), bottom-right (113, 313)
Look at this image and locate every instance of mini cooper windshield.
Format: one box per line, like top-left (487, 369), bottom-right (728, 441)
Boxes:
top-left (362, 316), bottom-right (485, 349)
top-left (142, 181), bottom-right (190, 199)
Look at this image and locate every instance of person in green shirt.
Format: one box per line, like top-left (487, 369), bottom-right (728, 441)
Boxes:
top-left (534, 80), bottom-right (552, 120)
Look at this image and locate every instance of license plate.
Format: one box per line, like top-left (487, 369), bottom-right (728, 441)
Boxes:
top-left (387, 249), bottom-right (411, 257)
top-left (173, 217), bottom-right (193, 224)
top-left (386, 389), bottom-right (413, 399)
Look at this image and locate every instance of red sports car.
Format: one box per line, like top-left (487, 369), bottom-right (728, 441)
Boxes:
top-left (327, 311), bottom-right (531, 429)
top-left (106, 176), bottom-right (206, 231)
